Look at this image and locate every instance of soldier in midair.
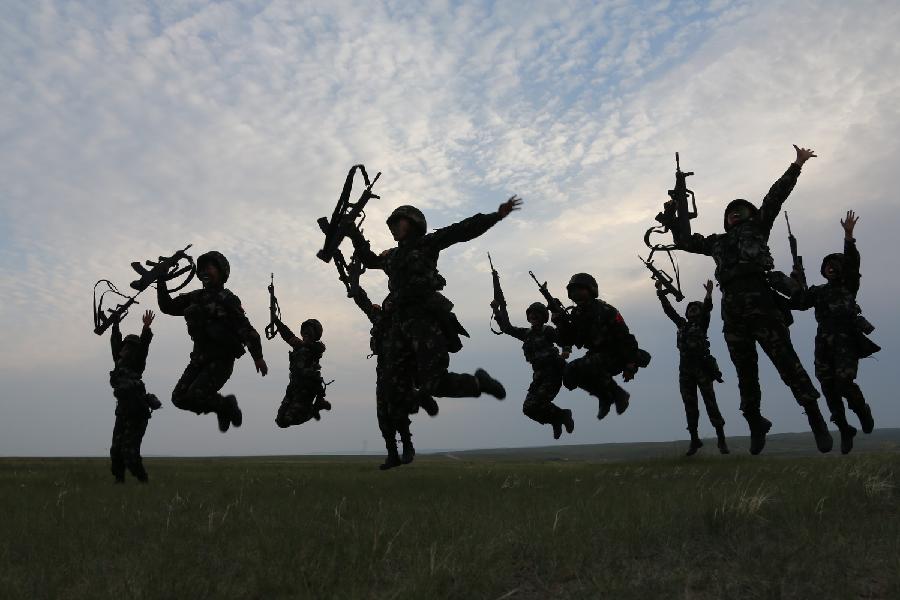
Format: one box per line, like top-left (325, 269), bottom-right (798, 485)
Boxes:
top-left (108, 310), bottom-right (162, 483)
top-left (655, 280), bottom-right (729, 455)
top-left (491, 300), bottom-right (574, 439)
top-left (157, 251), bottom-right (268, 432)
top-left (552, 273), bottom-right (650, 420)
top-left (350, 197), bottom-right (522, 405)
top-left (271, 316), bottom-right (332, 428)
top-left (791, 210), bottom-right (879, 454)
top-left (672, 145), bottom-right (832, 455)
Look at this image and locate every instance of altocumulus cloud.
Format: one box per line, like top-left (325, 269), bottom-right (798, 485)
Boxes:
top-left (1, 0), bottom-right (898, 456)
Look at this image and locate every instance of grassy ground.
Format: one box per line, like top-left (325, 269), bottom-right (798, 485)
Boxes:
top-left (1, 453), bottom-right (898, 599)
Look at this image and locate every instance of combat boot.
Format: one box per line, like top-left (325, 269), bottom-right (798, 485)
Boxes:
top-left (747, 414), bottom-right (772, 455)
top-left (145, 393), bottom-right (162, 411)
top-left (853, 403), bottom-right (875, 434)
top-left (398, 430), bottom-right (415, 465)
top-left (715, 426), bottom-right (730, 454)
top-left (839, 425), bottom-right (857, 455)
top-left (552, 420), bottom-right (563, 440)
top-left (216, 408), bottom-right (231, 432)
top-left (596, 397), bottom-right (612, 420)
top-left (562, 409), bottom-right (575, 434)
top-left (804, 403), bottom-right (833, 453)
top-left (113, 475), bottom-right (125, 484)
top-left (419, 395), bottom-right (439, 417)
top-left (686, 430), bottom-right (703, 456)
top-left (224, 395), bottom-right (242, 428)
top-left (379, 440), bottom-right (402, 471)
top-left (312, 398), bottom-right (332, 420)
top-left (475, 369), bottom-right (506, 400)
top-left (613, 387), bottom-right (630, 415)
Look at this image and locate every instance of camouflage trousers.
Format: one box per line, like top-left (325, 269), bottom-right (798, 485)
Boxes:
top-left (110, 413), bottom-right (148, 481)
top-left (814, 330), bottom-right (866, 428)
top-left (679, 366), bottom-right (724, 431)
top-left (387, 314), bottom-right (480, 398)
top-left (722, 313), bottom-right (819, 420)
top-left (523, 368), bottom-right (566, 425)
top-left (172, 350), bottom-right (235, 416)
top-left (562, 351), bottom-right (627, 406)
top-left (276, 379), bottom-right (324, 428)
top-left (375, 359), bottom-right (416, 439)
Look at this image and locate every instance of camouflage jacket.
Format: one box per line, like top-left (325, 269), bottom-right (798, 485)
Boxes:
top-left (658, 294), bottom-right (714, 360)
top-left (555, 298), bottom-right (640, 365)
top-left (350, 284), bottom-right (385, 356)
top-left (158, 284), bottom-right (263, 360)
top-left (354, 212), bottom-right (502, 307)
top-left (792, 238), bottom-right (862, 332)
top-left (110, 320), bottom-right (152, 376)
top-left (493, 307), bottom-right (571, 370)
top-left (673, 163), bottom-right (802, 315)
top-left (273, 319), bottom-right (325, 383)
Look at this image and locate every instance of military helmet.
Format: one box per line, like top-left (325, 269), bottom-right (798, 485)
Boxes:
top-left (566, 273), bottom-right (599, 298)
top-left (300, 318), bottom-right (323, 341)
top-left (525, 302), bottom-right (549, 322)
top-left (122, 334), bottom-right (141, 346)
top-left (386, 205), bottom-right (427, 236)
top-left (820, 252), bottom-right (845, 277)
top-left (723, 199), bottom-right (758, 230)
top-left (685, 301), bottom-right (704, 318)
top-left (197, 251), bottom-right (231, 284)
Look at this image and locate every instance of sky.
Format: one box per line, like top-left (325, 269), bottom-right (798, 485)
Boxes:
top-left (1, 0), bottom-right (899, 456)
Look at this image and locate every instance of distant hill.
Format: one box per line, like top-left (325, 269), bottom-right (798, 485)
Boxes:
top-left (436, 428), bottom-right (900, 462)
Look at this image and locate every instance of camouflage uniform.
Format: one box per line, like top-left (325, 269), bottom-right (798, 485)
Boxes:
top-left (657, 292), bottom-right (727, 447)
top-left (792, 237), bottom-right (878, 441)
top-left (157, 251), bottom-right (263, 429)
top-left (493, 304), bottom-right (570, 429)
top-left (353, 209), bottom-right (504, 399)
top-left (554, 291), bottom-right (647, 418)
top-left (273, 319), bottom-right (329, 428)
top-left (673, 162), bottom-right (831, 453)
top-left (108, 320), bottom-right (159, 482)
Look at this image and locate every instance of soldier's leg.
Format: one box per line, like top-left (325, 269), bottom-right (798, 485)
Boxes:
top-left (757, 320), bottom-right (831, 453)
top-left (122, 417), bottom-right (149, 482)
top-left (680, 372), bottom-right (703, 455)
top-left (275, 391), bottom-right (315, 428)
top-left (569, 354), bottom-right (628, 419)
top-left (832, 336), bottom-right (873, 433)
top-left (375, 375), bottom-right (402, 470)
top-left (724, 322), bottom-right (770, 454)
top-left (698, 378), bottom-right (729, 454)
top-left (396, 419), bottom-right (415, 464)
top-left (110, 415), bottom-right (126, 482)
top-left (172, 354), bottom-right (235, 414)
top-left (401, 317), bottom-right (482, 398)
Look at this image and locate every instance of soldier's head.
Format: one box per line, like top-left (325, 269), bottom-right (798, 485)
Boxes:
top-left (197, 251), bottom-right (230, 287)
top-left (525, 302), bottom-right (549, 326)
top-left (117, 334), bottom-right (142, 363)
top-left (685, 301), bottom-right (704, 322)
top-left (821, 253), bottom-right (845, 281)
top-left (387, 205), bottom-right (427, 241)
top-left (300, 318), bottom-right (323, 342)
top-left (723, 199), bottom-right (757, 230)
top-left (566, 273), bottom-right (598, 304)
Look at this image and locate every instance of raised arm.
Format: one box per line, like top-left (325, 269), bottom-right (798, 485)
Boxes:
top-left (656, 285), bottom-right (685, 327)
top-left (156, 278), bottom-right (192, 316)
top-left (274, 318), bottom-right (303, 349)
top-left (758, 145), bottom-right (816, 235)
top-left (426, 196), bottom-right (521, 251)
top-left (139, 310), bottom-right (155, 359)
top-left (491, 301), bottom-right (528, 341)
top-left (110, 319), bottom-right (123, 362)
top-left (700, 280), bottom-right (714, 332)
top-left (349, 229), bottom-right (385, 270)
top-left (841, 210), bottom-right (861, 294)
top-left (350, 285), bottom-right (379, 324)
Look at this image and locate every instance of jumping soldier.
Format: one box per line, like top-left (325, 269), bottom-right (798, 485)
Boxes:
top-left (791, 210), bottom-right (880, 454)
top-left (350, 197), bottom-right (522, 404)
top-left (491, 300), bottom-right (574, 439)
top-left (157, 251), bottom-right (268, 432)
top-left (108, 310), bottom-right (162, 483)
top-left (656, 280), bottom-right (729, 455)
top-left (552, 273), bottom-right (650, 420)
top-left (272, 316), bottom-right (332, 428)
top-left (671, 145), bottom-right (832, 455)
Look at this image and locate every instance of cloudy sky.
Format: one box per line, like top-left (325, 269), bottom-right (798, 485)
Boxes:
top-left (2, 0), bottom-right (899, 456)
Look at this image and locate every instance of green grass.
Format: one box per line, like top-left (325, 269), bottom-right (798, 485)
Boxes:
top-left (1, 454), bottom-right (898, 599)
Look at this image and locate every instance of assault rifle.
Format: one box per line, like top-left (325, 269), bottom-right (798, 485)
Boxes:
top-left (317, 218), bottom-right (366, 298)
top-left (639, 254), bottom-right (684, 302)
top-left (264, 273), bottom-right (282, 340)
top-left (784, 213), bottom-right (807, 290)
top-left (317, 164), bottom-right (381, 264)
top-left (487, 253), bottom-right (507, 334)
top-left (94, 245), bottom-right (195, 335)
top-left (528, 270), bottom-right (569, 324)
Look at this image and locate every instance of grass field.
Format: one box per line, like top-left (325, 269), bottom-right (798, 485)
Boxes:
top-left (1, 450), bottom-right (899, 599)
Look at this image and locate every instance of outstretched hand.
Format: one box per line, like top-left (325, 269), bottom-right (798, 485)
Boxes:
top-left (793, 144), bottom-right (817, 166)
top-left (142, 310), bottom-right (155, 328)
top-left (841, 210), bottom-right (859, 239)
top-left (498, 195), bottom-right (523, 218)
top-left (255, 357), bottom-right (268, 376)
top-left (703, 280), bottom-right (714, 296)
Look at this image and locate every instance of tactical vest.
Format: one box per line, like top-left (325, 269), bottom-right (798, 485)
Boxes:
top-left (522, 326), bottom-right (564, 369)
top-left (677, 322), bottom-right (711, 358)
top-left (183, 289), bottom-right (245, 357)
top-left (288, 342), bottom-right (324, 385)
top-left (710, 224), bottom-right (775, 289)
top-left (383, 242), bottom-right (447, 303)
top-left (811, 283), bottom-right (862, 331)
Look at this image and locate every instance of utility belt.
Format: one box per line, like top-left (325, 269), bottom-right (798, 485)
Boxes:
top-left (389, 292), bottom-right (469, 353)
top-left (720, 270), bottom-right (794, 326)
